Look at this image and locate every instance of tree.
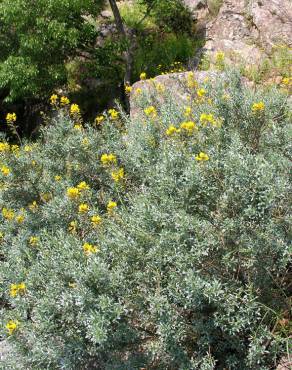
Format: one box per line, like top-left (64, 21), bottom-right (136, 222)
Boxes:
top-left (0, 0), bottom-right (104, 102)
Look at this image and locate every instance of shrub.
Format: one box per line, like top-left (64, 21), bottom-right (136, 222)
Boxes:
top-left (0, 71), bottom-right (291, 369)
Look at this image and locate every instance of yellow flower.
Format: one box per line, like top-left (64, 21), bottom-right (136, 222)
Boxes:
top-left (2, 208), bottom-right (15, 221)
top-left (166, 125), bottom-right (179, 136)
top-left (144, 106), bottom-right (157, 118)
top-left (68, 282), bottom-right (77, 288)
top-left (282, 77), bottom-right (291, 86)
top-left (91, 215), bottom-right (102, 226)
top-left (10, 282), bottom-right (26, 297)
top-left (28, 201), bottom-right (38, 211)
top-left (1, 165), bottom-right (10, 176)
top-left (180, 121), bottom-right (198, 134)
top-left (81, 137), bottom-right (89, 148)
top-left (60, 96), bottom-right (70, 106)
top-left (111, 168), bottom-right (124, 182)
top-left (83, 242), bottom-right (99, 256)
top-left (186, 72), bottom-right (198, 89)
top-left (0, 232), bottom-right (3, 239)
top-left (67, 187), bottom-right (80, 200)
top-left (16, 214), bottom-right (25, 224)
top-left (74, 124), bottom-right (82, 130)
top-left (107, 200), bottom-right (117, 212)
top-left (6, 320), bottom-right (19, 335)
top-left (195, 152), bottom-right (209, 161)
top-left (9, 284), bottom-right (19, 298)
top-left (29, 236), bottom-right (39, 246)
top-left (0, 142), bottom-right (10, 152)
top-left (155, 83), bottom-right (165, 93)
top-left (77, 181), bottom-right (90, 191)
top-left (68, 220), bottom-right (78, 233)
top-left (184, 106), bottom-right (192, 117)
top-left (24, 145), bottom-right (32, 152)
top-left (100, 153), bottom-right (117, 166)
top-left (197, 89), bottom-right (206, 98)
top-left (140, 72), bottom-right (147, 80)
top-left (6, 113), bottom-right (17, 124)
top-left (200, 113), bottom-right (217, 126)
top-left (125, 85), bottom-right (132, 94)
top-left (108, 109), bottom-right (119, 120)
top-left (252, 101), bottom-right (265, 113)
top-left (215, 51), bottom-right (225, 65)
top-left (135, 88), bottom-right (142, 95)
top-left (54, 175), bottom-right (62, 182)
top-left (50, 94), bottom-right (58, 105)
top-left (70, 104), bottom-right (80, 116)
top-left (78, 203), bottom-right (89, 214)
top-left (95, 115), bottom-right (104, 125)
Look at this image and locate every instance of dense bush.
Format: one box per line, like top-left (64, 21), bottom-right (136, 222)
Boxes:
top-left (0, 71), bottom-right (291, 369)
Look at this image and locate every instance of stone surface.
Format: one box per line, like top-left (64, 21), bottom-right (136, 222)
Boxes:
top-left (100, 10), bottom-right (112, 19)
top-left (204, 0), bottom-right (292, 63)
top-left (276, 358), bottom-right (292, 370)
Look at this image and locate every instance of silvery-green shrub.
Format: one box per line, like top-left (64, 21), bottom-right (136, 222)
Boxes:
top-left (0, 71), bottom-right (291, 369)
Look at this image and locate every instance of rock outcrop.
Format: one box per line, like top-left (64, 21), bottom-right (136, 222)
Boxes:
top-left (204, 0), bottom-right (292, 63)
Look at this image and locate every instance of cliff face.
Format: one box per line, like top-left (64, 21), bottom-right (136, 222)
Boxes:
top-left (203, 0), bottom-right (292, 62)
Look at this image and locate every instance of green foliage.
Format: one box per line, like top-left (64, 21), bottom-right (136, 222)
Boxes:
top-left (0, 0), bottom-right (104, 102)
top-left (150, 0), bottom-right (193, 34)
top-left (0, 71), bottom-right (291, 369)
top-left (133, 33), bottom-right (197, 79)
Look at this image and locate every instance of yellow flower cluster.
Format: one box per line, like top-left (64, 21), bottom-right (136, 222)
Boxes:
top-left (91, 215), bottom-right (102, 226)
top-left (83, 242), bottom-right (99, 256)
top-left (180, 121), bottom-right (198, 134)
top-left (140, 72), bottom-right (147, 80)
top-left (1, 165), bottom-right (10, 176)
top-left (78, 203), bottom-right (89, 214)
top-left (2, 207), bottom-right (15, 221)
top-left (186, 72), bottom-right (198, 89)
top-left (6, 113), bottom-right (17, 124)
top-left (10, 282), bottom-right (26, 297)
top-left (144, 106), bottom-right (157, 118)
top-left (0, 141), bottom-right (10, 152)
top-left (111, 168), bottom-right (124, 182)
top-left (68, 220), bottom-right (78, 233)
top-left (16, 213), bottom-right (25, 224)
top-left (125, 85), bottom-right (132, 94)
top-left (252, 101), bottom-right (265, 113)
top-left (6, 320), bottom-right (19, 335)
top-left (197, 88), bottom-right (206, 98)
top-left (200, 113), bottom-right (221, 127)
top-left (29, 236), bottom-right (39, 246)
top-left (67, 187), bottom-right (80, 200)
top-left (28, 200), bottom-right (38, 212)
top-left (60, 96), bottom-right (70, 106)
top-left (282, 77), bottom-right (291, 86)
top-left (50, 94), bottom-right (58, 105)
top-left (70, 104), bottom-right (80, 116)
top-left (100, 153), bottom-right (117, 166)
top-left (195, 152), bottom-right (209, 161)
top-left (166, 125), bottom-right (180, 136)
top-left (107, 201), bottom-right (117, 213)
top-left (108, 109), bottom-right (119, 120)
top-left (95, 115), bottom-right (104, 125)
top-left (77, 181), bottom-right (90, 191)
